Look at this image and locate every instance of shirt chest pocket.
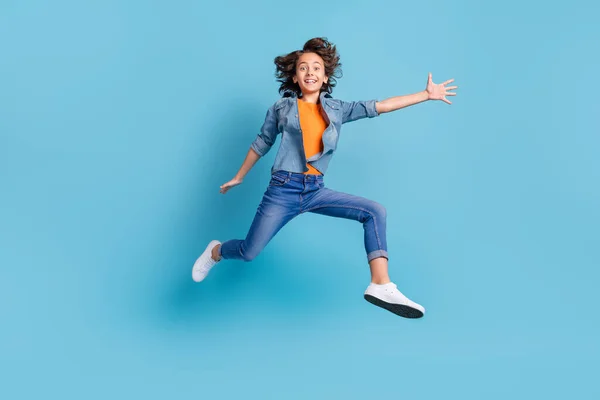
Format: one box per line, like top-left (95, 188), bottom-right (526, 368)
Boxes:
top-left (324, 102), bottom-right (342, 125)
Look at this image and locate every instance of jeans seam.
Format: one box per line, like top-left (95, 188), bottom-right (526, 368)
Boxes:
top-left (301, 204), bottom-right (383, 251)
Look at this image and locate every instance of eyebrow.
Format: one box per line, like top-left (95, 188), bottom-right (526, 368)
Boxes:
top-left (298, 61), bottom-right (322, 66)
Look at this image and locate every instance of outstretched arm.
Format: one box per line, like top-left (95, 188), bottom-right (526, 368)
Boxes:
top-left (376, 73), bottom-right (457, 114)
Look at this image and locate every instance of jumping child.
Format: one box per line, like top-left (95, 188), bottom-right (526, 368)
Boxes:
top-left (192, 37), bottom-right (457, 318)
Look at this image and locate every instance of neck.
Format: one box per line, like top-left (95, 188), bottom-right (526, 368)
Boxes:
top-left (300, 91), bottom-right (320, 104)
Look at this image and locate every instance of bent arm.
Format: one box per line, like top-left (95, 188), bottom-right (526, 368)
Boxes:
top-left (233, 147), bottom-right (261, 181)
top-left (250, 103), bottom-right (279, 156)
top-left (237, 102), bottom-right (279, 180)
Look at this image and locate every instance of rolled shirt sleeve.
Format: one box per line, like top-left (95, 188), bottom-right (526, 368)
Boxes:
top-left (341, 99), bottom-right (379, 124)
top-left (250, 102), bottom-right (280, 157)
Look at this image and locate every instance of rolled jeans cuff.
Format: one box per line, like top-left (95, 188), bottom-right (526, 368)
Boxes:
top-left (367, 249), bottom-right (388, 262)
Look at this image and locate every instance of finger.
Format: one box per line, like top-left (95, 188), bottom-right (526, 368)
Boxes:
top-left (428, 72), bottom-right (432, 82)
top-left (443, 78), bottom-right (454, 85)
top-left (445, 92), bottom-right (457, 96)
top-left (443, 97), bottom-right (452, 105)
top-left (446, 85), bottom-right (458, 90)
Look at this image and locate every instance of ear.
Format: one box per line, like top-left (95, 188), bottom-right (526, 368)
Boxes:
top-left (293, 76), bottom-right (297, 84)
top-left (324, 75), bottom-right (329, 84)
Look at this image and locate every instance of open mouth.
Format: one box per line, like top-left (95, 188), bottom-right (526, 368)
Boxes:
top-left (304, 79), bottom-right (317, 85)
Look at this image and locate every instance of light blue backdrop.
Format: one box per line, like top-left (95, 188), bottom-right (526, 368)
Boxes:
top-left (2, 0), bottom-right (599, 398)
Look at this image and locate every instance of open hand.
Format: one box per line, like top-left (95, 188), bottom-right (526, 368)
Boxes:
top-left (219, 177), bottom-right (243, 194)
top-left (426, 73), bottom-right (458, 104)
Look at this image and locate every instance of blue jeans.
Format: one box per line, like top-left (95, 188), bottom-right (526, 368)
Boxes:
top-left (219, 171), bottom-right (389, 262)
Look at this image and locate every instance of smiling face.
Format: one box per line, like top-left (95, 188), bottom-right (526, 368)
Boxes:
top-left (292, 52), bottom-right (329, 97)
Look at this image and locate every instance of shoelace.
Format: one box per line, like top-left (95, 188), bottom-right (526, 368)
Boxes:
top-left (203, 258), bottom-right (216, 270)
top-left (385, 284), bottom-right (398, 293)
top-left (196, 255), bottom-right (215, 273)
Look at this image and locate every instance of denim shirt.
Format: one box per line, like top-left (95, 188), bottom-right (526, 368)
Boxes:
top-left (250, 91), bottom-right (379, 175)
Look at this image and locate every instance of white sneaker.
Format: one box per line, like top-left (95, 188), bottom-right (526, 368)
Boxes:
top-left (364, 282), bottom-right (425, 318)
top-left (192, 240), bottom-right (221, 282)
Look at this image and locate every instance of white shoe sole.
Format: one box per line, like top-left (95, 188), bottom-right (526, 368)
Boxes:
top-left (364, 284), bottom-right (425, 319)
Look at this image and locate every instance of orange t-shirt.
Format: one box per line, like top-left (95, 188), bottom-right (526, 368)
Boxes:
top-left (297, 99), bottom-right (327, 175)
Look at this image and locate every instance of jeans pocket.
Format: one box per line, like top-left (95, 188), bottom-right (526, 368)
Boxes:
top-left (269, 174), bottom-right (288, 187)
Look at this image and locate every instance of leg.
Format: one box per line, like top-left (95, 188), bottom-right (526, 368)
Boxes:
top-left (219, 187), bottom-right (299, 262)
top-left (302, 187), bottom-right (389, 283)
top-left (193, 184), bottom-right (299, 282)
top-left (369, 257), bottom-right (391, 284)
top-left (303, 185), bottom-right (425, 318)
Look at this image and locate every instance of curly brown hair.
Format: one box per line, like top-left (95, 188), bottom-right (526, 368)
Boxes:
top-left (274, 37), bottom-right (342, 97)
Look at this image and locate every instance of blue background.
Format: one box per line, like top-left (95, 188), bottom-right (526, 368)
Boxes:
top-left (2, 0), bottom-right (599, 398)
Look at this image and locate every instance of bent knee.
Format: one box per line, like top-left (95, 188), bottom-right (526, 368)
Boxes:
top-left (370, 202), bottom-right (387, 220)
top-left (240, 249), bottom-right (259, 262)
